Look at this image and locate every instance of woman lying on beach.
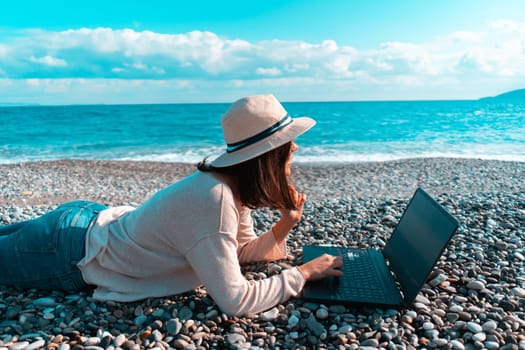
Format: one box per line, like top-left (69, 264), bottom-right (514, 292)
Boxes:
top-left (0, 94), bottom-right (343, 316)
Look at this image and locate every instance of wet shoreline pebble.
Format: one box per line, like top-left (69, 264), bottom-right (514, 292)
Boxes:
top-left (1, 158), bottom-right (524, 349)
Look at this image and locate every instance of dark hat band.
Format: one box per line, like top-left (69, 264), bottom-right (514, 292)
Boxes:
top-left (226, 115), bottom-right (293, 153)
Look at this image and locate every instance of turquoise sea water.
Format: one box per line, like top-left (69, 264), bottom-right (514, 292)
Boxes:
top-left (1, 100), bottom-right (524, 164)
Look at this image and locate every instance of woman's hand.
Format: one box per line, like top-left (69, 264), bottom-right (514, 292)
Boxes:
top-left (279, 187), bottom-right (306, 225)
top-left (298, 254), bottom-right (343, 281)
top-left (272, 187), bottom-right (306, 244)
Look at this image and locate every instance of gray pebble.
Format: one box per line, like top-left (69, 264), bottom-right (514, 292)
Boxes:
top-left (467, 280), bottom-right (485, 290)
top-left (226, 333), bottom-right (246, 345)
top-left (134, 315), bottom-right (147, 326)
top-left (9, 342), bottom-right (30, 350)
top-left (450, 339), bottom-right (465, 350)
top-left (25, 340), bottom-right (46, 350)
top-left (166, 318), bottom-right (182, 335)
top-left (260, 307), bottom-right (279, 321)
top-left (177, 307), bottom-right (193, 321)
top-left (360, 338), bottom-right (379, 347)
top-left (315, 307), bottom-right (329, 320)
top-left (472, 332), bottom-right (486, 342)
top-left (482, 320), bottom-right (498, 332)
top-left (33, 297), bottom-right (56, 307)
top-left (1, 159), bottom-right (524, 350)
top-left (485, 341), bottom-right (500, 350)
top-left (113, 334), bottom-right (126, 347)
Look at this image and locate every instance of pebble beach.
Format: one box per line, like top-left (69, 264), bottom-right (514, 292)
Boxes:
top-left (0, 158), bottom-right (524, 350)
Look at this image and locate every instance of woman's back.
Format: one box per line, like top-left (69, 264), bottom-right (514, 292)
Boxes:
top-left (78, 171), bottom-right (240, 301)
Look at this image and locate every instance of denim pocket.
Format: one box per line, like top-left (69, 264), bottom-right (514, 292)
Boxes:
top-left (15, 209), bottom-right (68, 253)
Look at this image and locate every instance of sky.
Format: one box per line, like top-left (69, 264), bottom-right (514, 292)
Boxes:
top-left (1, 0), bottom-right (524, 104)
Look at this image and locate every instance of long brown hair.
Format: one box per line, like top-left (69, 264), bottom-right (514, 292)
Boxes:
top-left (197, 141), bottom-right (297, 210)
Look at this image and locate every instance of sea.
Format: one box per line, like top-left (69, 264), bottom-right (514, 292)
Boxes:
top-left (1, 99), bottom-right (524, 164)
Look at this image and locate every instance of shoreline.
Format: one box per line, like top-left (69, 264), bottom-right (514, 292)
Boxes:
top-left (2, 156), bottom-right (525, 166)
top-left (0, 157), bottom-right (523, 206)
top-left (1, 157), bottom-right (524, 349)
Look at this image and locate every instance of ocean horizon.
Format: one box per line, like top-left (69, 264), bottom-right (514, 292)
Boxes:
top-left (1, 99), bottom-right (524, 164)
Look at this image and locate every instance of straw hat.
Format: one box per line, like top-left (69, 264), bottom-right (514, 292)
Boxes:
top-left (210, 94), bottom-right (316, 167)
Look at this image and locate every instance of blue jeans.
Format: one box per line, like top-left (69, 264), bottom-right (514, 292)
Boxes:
top-left (0, 201), bottom-right (107, 292)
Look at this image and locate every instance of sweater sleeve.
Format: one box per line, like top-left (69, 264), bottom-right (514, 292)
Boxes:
top-left (185, 233), bottom-right (305, 316)
top-left (236, 207), bottom-right (288, 263)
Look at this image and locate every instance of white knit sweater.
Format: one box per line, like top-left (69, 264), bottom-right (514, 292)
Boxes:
top-left (77, 171), bottom-right (305, 315)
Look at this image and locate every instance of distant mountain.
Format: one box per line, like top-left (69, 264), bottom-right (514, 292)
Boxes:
top-left (480, 88), bottom-right (525, 101)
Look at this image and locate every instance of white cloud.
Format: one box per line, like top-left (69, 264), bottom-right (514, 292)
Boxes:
top-left (255, 67), bottom-right (282, 76)
top-left (324, 55), bottom-right (352, 75)
top-left (0, 78), bottom-right (13, 87)
top-left (490, 19), bottom-right (524, 33)
top-left (0, 44), bottom-right (9, 58)
top-left (284, 63), bottom-right (309, 73)
top-left (25, 79), bottom-right (41, 86)
top-left (3, 24), bottom-right (523, 79)
top-left (321, 40), bottom-right (338, 52)
top-left (229, 80), bottom-right (244, 87)
top-left (456, 50), bottom-right (493, 73)
top-left (120, 62), bottom-right (166, 75)
top-left (0, 78), bottom-right (202, 104)
top-left (0, 21), bottom-right (524, 103)
top-left (29, 55), bottom-right (68, 67)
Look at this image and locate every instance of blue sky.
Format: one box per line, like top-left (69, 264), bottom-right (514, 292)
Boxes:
top-left (1, 0), bottom-right (524, 104)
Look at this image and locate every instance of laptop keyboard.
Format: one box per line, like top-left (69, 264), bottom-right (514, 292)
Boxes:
top-left (337, 249), bottom-right (388, 300)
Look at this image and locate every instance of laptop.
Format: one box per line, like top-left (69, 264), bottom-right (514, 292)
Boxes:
top-left (301, 187), bottom-right (459, 309)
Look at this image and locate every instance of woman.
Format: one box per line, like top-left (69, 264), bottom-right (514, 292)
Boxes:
top-left (0, 94), bottom-right (342, 316)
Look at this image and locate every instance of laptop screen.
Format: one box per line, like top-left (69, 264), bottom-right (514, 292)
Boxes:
top-left (383, 188), bottom-right (458, 305)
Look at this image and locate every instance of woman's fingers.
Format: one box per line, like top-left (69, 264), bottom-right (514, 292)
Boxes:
top-left (299, 254), bottom-right (344, 281)
top-left (329, 255), bottom-right (343, 276)
top-left (298, 193), bottom-right (306, 206)
top-left (288, 185), bottom-right (305, 208)
top-left (323, 254), bottom-right (343, 275)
